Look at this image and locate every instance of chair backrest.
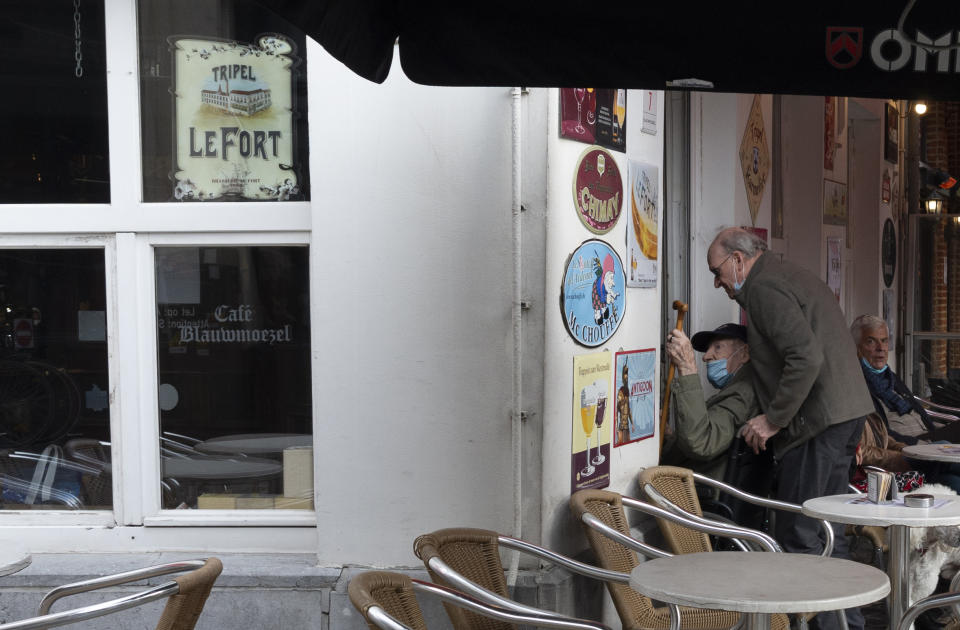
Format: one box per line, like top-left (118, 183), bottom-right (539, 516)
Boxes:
top-left (348, 571), bottom-right (430, 630)
top-left (155, 557), bottom-right (223, 630)
top-left (414, 528), bottom-right (512, 630)
top-left (637, 466), bottom-right (711, 554)
top-left (349, 571), bottom-right (610, 630)
top-left (10, 558), bottom-right (224, 630)
top-left (569, 489), bottom-right (656, 629)
top-left (64, 439), bottom-right (112, 507)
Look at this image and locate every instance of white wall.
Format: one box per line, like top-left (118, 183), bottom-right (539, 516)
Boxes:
top-left (309, 43), bottom-right (518, 566)
top-left (781, 96), bottom-right (827, 277)
top-left (687, 93), bottom-right (775, 371)
top-left (540, 90), bottom-right (665, 553)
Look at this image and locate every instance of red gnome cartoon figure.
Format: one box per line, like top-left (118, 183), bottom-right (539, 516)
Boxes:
top-left (591, 253), bottom-right (619, 325)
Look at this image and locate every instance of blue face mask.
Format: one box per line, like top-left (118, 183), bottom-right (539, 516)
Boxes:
top-left (732, 264), bottom-right (744, 292)
top-left (706, 345), bottom-right (745, 388)
top-left (706, 359), bottom-right (732, 389)
top-left (861, 356), bottom-right (888, 374)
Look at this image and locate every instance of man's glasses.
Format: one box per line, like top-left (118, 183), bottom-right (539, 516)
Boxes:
top-left (709, 253), bottom-right (733, 277)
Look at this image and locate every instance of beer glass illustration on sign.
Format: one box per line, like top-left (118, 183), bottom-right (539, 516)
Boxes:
top-left (573, 88), bottom-right (587, 135)
top-left (591, 381), bottom-right (607, 466)
top-left (579, 384), bottom-right (597, 477)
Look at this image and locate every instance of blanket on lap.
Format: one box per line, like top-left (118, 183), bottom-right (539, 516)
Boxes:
top-left (909, 483), bottom-right (960, 606)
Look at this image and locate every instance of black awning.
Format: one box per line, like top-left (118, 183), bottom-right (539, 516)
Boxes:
top-left (259, 0), bottom-right (960, 99)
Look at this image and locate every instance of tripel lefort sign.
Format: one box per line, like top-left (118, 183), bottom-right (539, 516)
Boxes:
top-left (172, 35), bottom-right (300, 201)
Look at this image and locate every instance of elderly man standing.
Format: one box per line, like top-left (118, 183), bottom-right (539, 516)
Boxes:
top-left (708, 227), bottom-right (874, 630)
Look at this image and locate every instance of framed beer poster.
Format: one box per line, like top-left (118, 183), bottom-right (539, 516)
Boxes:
top-left (627, 160), bottom-right (658, 288)
top-left (572, 351), bottom-right (611, 493)
top-left (614, 349), bottom-right (656, 447)
top-left (559, 88), bottom-right (596, 144)
top-left (171, 34), bottom-right (302, 201)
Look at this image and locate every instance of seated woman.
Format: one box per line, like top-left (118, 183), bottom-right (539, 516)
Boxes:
top-left (851, 413), bottom-right (925, 493)
top-left (852, 412), bottom-right (960, 495)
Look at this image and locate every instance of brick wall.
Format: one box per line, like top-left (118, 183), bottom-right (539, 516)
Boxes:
top-left (926, 102), bottom-right (952, 376)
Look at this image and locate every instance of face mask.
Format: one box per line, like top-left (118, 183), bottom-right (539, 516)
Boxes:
top-left (861, 356), bottom-right (888, 374)
top-left (706, 346), bottom-right (745, 388)
top-left (706, 359), bottom-right (733, 389)
top-left (732, 262), bottom-right (744, 292)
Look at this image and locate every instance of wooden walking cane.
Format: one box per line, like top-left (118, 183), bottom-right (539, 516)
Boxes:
top-left (659, 300), bottom-right (688, 451)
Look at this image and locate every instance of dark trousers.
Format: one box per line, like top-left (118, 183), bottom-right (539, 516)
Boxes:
top-left (775, 416), bottom-right (866, 630)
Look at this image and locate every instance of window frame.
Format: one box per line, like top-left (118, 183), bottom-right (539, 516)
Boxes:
top-left (139, 232), bottom-right (314, 527)
top-left (0, 0), bottom-right (318, 547)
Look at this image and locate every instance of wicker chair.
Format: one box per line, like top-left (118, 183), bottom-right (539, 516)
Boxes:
top-left (637, 467), bottom-right (853, 630)
top-left (637, 466), bottom-right (836, 558)
top-left (570, 488), bottom-right (788, 630)
top-left (414, 527), bottom-right (646, 630)
top-left (348, 571), bottom-right (610, 630)
top-left (0, 557), bottom-right (221, 630)
top-left (896, 571), bottom-right (960, 630)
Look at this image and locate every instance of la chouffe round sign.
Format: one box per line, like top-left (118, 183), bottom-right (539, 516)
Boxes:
top-left (572, 146), bottom-right (623, 234)
top-left (560, 239), bottom-right (626, 347)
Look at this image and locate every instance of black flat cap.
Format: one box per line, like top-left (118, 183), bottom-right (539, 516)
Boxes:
top-left (690, 323), bottom-right (747, 352)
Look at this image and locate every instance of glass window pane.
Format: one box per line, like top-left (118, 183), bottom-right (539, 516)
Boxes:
top-left (155, 246), bottom-right (312, 510)
top-left (0, 250), bottom-right (110, 510)
top-left (0, 2), bottom-right (109, 203)
top-left (138, 0), bottom-right (310, 202)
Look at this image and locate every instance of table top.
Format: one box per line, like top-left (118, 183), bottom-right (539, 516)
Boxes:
top-left (195, 433), bottom-right (312, 455)
top-left (161, 456), bottom-right (283, 481)
top-left (903, 443), bottom-right (960, 463)
top-left (629, 552), bottom-right (889, 614)
top-left (0, 544), bottom-right (31, 577)
top-left (803, 493), bottom-right (960, 527)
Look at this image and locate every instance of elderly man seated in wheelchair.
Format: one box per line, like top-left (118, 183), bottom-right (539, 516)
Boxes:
top-left (661, 323), bottom-right (774, 525)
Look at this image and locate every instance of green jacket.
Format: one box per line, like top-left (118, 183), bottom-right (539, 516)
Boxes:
top-left (669, 363), bottom-right (760, 481)
top-left (665, 363), bottom-right (759, 481)
top-left (734, 252), bottom-right (874, 456)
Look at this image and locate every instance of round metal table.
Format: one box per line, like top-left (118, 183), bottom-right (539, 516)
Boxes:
top-left (803, 492), bottom-right (960, 628)
top-left (0, 543), bottom-right (31, 576)
top-left (902, 443), bottom-right (960, 464)
top-left (194, 433), bottom-right (312, 456)
top-left (630, 551), bottom-right (889, 630)
top-left (161, 456), bottom-right (282, 480)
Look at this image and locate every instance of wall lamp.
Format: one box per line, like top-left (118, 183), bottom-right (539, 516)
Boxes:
top-left (926, 197), bottom-right (943, 213)
top-left (915, 101), bottom-right (928, 115)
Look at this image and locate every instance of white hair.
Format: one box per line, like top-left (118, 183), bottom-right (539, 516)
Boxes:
top-left (850, 314), bottom-right (887, 343)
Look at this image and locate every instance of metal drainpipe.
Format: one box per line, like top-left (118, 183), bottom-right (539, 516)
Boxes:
top-left (506, 86), bottom-right (523, 588)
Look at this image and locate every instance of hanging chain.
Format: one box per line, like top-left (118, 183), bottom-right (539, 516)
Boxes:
top-left (73, 0), bottom-right (83, 78)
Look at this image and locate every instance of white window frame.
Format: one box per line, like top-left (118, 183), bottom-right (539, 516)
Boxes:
top-left (0, 0), bottom-right (318, 551)
top-left (139, 232), bottom-right (314, 527)
top-left (0, 234), bottom-right (115, 528)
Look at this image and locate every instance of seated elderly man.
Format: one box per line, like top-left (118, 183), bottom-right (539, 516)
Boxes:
top-left (851, 314), bottom-right (935, 442)
top-left (852, 314), bottom-right (960, 494)
top-left (662, 323), bottom-right (771, 482)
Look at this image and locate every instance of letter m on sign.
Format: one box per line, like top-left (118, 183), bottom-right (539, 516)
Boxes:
top-left (826, 27), bottom-right (864, 69)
